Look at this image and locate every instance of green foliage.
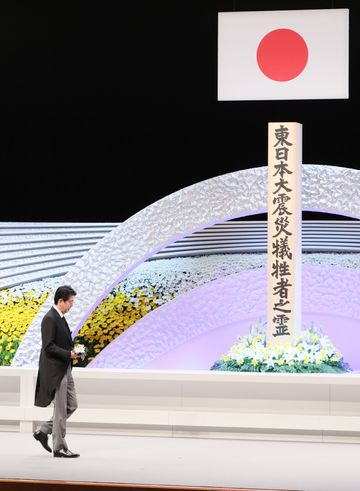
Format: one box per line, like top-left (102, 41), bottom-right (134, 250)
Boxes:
top-left (0, 337), bottom-right (20, 366)
top-left (211, 359), bottom-right (348, 373)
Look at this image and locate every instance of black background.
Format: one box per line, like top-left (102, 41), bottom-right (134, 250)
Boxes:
top-left (1, 0), bottom-right (358, 222)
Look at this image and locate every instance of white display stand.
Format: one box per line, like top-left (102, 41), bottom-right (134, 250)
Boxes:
top-left (1, 367), bottom-right (360, 443)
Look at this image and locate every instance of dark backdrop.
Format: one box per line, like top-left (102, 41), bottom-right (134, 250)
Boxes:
top-left (1, 0), bottom-right (359, 222)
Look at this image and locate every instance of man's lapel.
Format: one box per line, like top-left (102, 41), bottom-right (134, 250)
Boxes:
top-left (62, 316), bottom-right (73, 342)
top-left (52, 307), bottom-right (73, 342)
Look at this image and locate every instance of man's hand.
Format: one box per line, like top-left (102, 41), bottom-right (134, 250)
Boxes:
top-left (70, 351), bottom-right (77, 359)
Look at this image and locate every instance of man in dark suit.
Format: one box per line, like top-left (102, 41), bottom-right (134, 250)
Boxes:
top-left (33, 285), bottom-right (80, 458)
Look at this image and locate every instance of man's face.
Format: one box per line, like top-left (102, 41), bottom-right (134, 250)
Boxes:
top-left (58, 296), bottom-right (75, 314)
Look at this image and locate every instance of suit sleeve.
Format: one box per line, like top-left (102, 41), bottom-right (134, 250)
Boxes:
top-left (41, 316), bottom-right (71, 361)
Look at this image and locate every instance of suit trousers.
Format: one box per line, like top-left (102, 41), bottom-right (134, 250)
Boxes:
top-left (38, 366), bottom-right (78, 452)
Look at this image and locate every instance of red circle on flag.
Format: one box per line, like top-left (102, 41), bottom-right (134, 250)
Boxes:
top-left (256, 28), bottom-right (308, 82)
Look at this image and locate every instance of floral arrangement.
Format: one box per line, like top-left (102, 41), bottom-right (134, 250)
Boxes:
top-left (73, 343), bottom-right (87, 361)
top-left (211, 322), bottom-right (350, 373)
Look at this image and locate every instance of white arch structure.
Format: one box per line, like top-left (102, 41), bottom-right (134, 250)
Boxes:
top-left (13, 164), bottom-right (360, 367)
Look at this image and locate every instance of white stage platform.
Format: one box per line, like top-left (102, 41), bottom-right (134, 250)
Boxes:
top-left (0, 431), bottom-right (360, 491)
top-left (1, 367), bottom-right (360, 442)
top-left (1, 367), bottom-right (360, 490)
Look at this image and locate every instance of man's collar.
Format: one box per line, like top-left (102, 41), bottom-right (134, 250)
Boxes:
top-left (53, 304), bottom-right (64, 318)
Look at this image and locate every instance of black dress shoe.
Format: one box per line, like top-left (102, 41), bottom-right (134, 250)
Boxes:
top-left (33, 430), bottom-right (52, 453)
top-left (53, 448), bottom-right (80, 458)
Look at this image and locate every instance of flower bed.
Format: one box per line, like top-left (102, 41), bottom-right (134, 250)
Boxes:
top-left (0, 284), bottom-right (50, 365)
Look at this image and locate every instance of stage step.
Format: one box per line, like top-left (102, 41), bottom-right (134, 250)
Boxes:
top-left (0, 479), bottom-right (301, 491)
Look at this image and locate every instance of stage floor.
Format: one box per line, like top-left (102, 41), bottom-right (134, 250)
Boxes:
top-left (0, 431), bottom-right (359, 491)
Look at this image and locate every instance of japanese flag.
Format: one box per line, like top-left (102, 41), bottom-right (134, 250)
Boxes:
top-left (218, 9), bottom-right (349, 101)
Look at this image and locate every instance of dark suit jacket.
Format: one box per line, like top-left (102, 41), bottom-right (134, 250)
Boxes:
top-left (34, 306), bottom-right (74, 407)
